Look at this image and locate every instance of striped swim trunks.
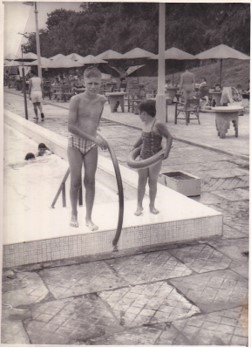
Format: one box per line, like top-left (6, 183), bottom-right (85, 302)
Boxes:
top-left (68, 134), bottom-right (96, 155)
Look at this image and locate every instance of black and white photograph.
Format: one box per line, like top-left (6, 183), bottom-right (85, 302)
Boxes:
top-left (1, 1), bottom-right (250, 345)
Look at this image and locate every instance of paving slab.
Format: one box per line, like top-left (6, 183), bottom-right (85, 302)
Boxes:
top-left (222, 224), bottom-right (248, 239)
top-left (170, 269), bottom-right (248, 312)
top-left (99, 281), bottom-right (200, 327)
top-left (39, 261), bottom-right (128, 299)
top-left (25, 295), bottom-right (122, 345)
top-left (106, 250), bottom-right (193, 284)
top-left (2, 272), bottom-right (49, 307)
top-left (1, 318), bottom-right (30, 345)
top-left (168, 244), bottom-right (232, 273)
top-left (208, 237), bottom-right (249, 268)
top-left (88, 326), bottom-right (163, 345)
top-left (212, 187), bottom-right (249, 201)
top-left (172, 306), bottom-right (248, 345)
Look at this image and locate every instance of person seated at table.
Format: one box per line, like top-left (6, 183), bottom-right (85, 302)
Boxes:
top-left (198, 77), bottom-right (209, 109)
top-left (199, 77), bottom-right (207, 88)
top-left (138, 84), bottom-right (146, 99)
top-left (119, 77), bottom-right (127, 91)
top-left (220, 87), bottom-right (233, 106)
top-left (214, 83), bottom-right (222, 92)
top-left (232, 86), bottom-right (243, 103)
top-left (72, 76), bottom-right (85, 95)
top-left (165, 79), bottom-right (173, 91)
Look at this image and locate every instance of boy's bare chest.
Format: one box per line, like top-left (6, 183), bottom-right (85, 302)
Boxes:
top-left (78, 98), bottom-right (103, 119)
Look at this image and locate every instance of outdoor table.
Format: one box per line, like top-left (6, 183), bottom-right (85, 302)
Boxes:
top-left (106, 92), bottom-right (126, 112)
top-left (165, 87), bottom-right (178, 102)
top-left (209, 90), bottom-right (222, 106)
top-left (212, 105), bottom-right (243, 138)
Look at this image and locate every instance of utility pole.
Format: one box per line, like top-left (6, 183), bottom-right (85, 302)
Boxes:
top-left (156, 3), bottom-right (166, 123)
top-left (21, 45), bottom-right (29, 120)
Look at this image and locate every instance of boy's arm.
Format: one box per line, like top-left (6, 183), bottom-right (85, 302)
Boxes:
top-left (156, 122), bottom-right (173, 159)
top-left (68, 95), bottom-right (79, 134)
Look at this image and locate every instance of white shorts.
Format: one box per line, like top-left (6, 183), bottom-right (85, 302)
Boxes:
top-left (31, 91), bottom-right (42, 103)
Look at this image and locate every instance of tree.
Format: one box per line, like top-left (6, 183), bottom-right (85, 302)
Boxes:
top-left (23, 3), bottom-right (250, 60)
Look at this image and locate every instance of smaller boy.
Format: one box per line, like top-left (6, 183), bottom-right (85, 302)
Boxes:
top-left (131, 100), bottom-right (173, 216)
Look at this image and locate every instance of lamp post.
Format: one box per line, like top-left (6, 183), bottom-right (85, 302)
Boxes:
top-left (23, 1), bottom-right (42, 79)
top-left (34, 2), bottom-right (42, 80)
top-left (156, 3), bottom-right (166, 123)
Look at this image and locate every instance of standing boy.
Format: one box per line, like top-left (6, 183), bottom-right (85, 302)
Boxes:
top-left (67, 66), bottom-right (107, 231)
top-left (179, 69), bottom-right (195, 102)
top-left (28, 70), bottom-right (45, 121)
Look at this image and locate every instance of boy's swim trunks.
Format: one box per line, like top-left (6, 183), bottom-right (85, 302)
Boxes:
top-left (68, 134), bottom-right (96, 155)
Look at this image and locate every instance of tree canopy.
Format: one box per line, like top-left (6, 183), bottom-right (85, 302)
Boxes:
top-left (23, 2), bottom-right (250, 58)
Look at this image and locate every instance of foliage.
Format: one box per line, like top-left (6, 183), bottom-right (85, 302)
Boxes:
top-left (23, 2), bottom-right (250, 62)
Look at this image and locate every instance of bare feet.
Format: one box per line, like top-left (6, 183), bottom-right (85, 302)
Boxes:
top-left (150, 206), bottom-right (159, 214)
top-left (70, 215), bottom-right (79, 228)
top-left (134, 207), bottom-right (143, 216)
top-left (86, 220), bottom-right (98, 231)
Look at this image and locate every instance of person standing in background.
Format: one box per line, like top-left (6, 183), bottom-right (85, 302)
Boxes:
top-left (179, 69), bottom-right (195, 102)
top-left (28, 70), bottom-right (45, 121)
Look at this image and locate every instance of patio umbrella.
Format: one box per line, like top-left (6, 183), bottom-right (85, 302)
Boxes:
top-left (127, 47), bottom-right (196, 80)
top-left (122, 47), bottom-right (156, 59)
top-left (150, 47), bottom-right (196, 83)
top-left (126, 63), bottom-right (157, 77)
top-left (22, 52), bottom-right (37, 60)
top-left (4, 60), bottom-right (20, 67)
top-left (26, 57), bottom-right (53, 69)
top-left (96, 49), bottom-right (124, 60)
top-left (67, 53), bottom-right (85, 61)
top-left (81, 55), bottom-right (107, 65)
top-left (195, 44), bottom-right (250, 86)
top-left (153, 47), bottom-right (195, 60)
top-left (49, 53), bottom-right (66, 61)
top-left (49, 56), bottom-right (83, 68)
top-left (120, 47), bottom-right (157, 76)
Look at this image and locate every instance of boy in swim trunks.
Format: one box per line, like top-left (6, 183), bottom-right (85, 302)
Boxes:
top-left (28, 70), bottom-right (45, 121)
top-left (131, 100), bottom-right (173, 216)
top-left (67, 66), bottom-right (107, 231)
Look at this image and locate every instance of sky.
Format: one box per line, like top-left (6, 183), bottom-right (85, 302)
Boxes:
top-left (3, 2), bottom-right (82, 58)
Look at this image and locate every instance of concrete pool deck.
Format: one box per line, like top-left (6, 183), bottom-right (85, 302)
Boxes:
top-left (3, 109), bottom-right (222, 267)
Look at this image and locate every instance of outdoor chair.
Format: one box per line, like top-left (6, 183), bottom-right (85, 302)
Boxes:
top-left (174, 98), bottom-right (200, 125)
top-left (43, 81), bottom-right (52, 100)
top-left (52, 85), bottom-right (63, 101)
top-left (62, 84), bottom-right (74, 102)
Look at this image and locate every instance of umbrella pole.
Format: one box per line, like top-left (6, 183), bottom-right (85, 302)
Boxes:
top-left (220, 59), bottom-right (223, 87)
top-left (156, 3), bottom-right (166, 123)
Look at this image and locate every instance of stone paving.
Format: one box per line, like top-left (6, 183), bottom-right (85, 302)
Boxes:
top-left (1, 89), bottom-right (249, 345)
